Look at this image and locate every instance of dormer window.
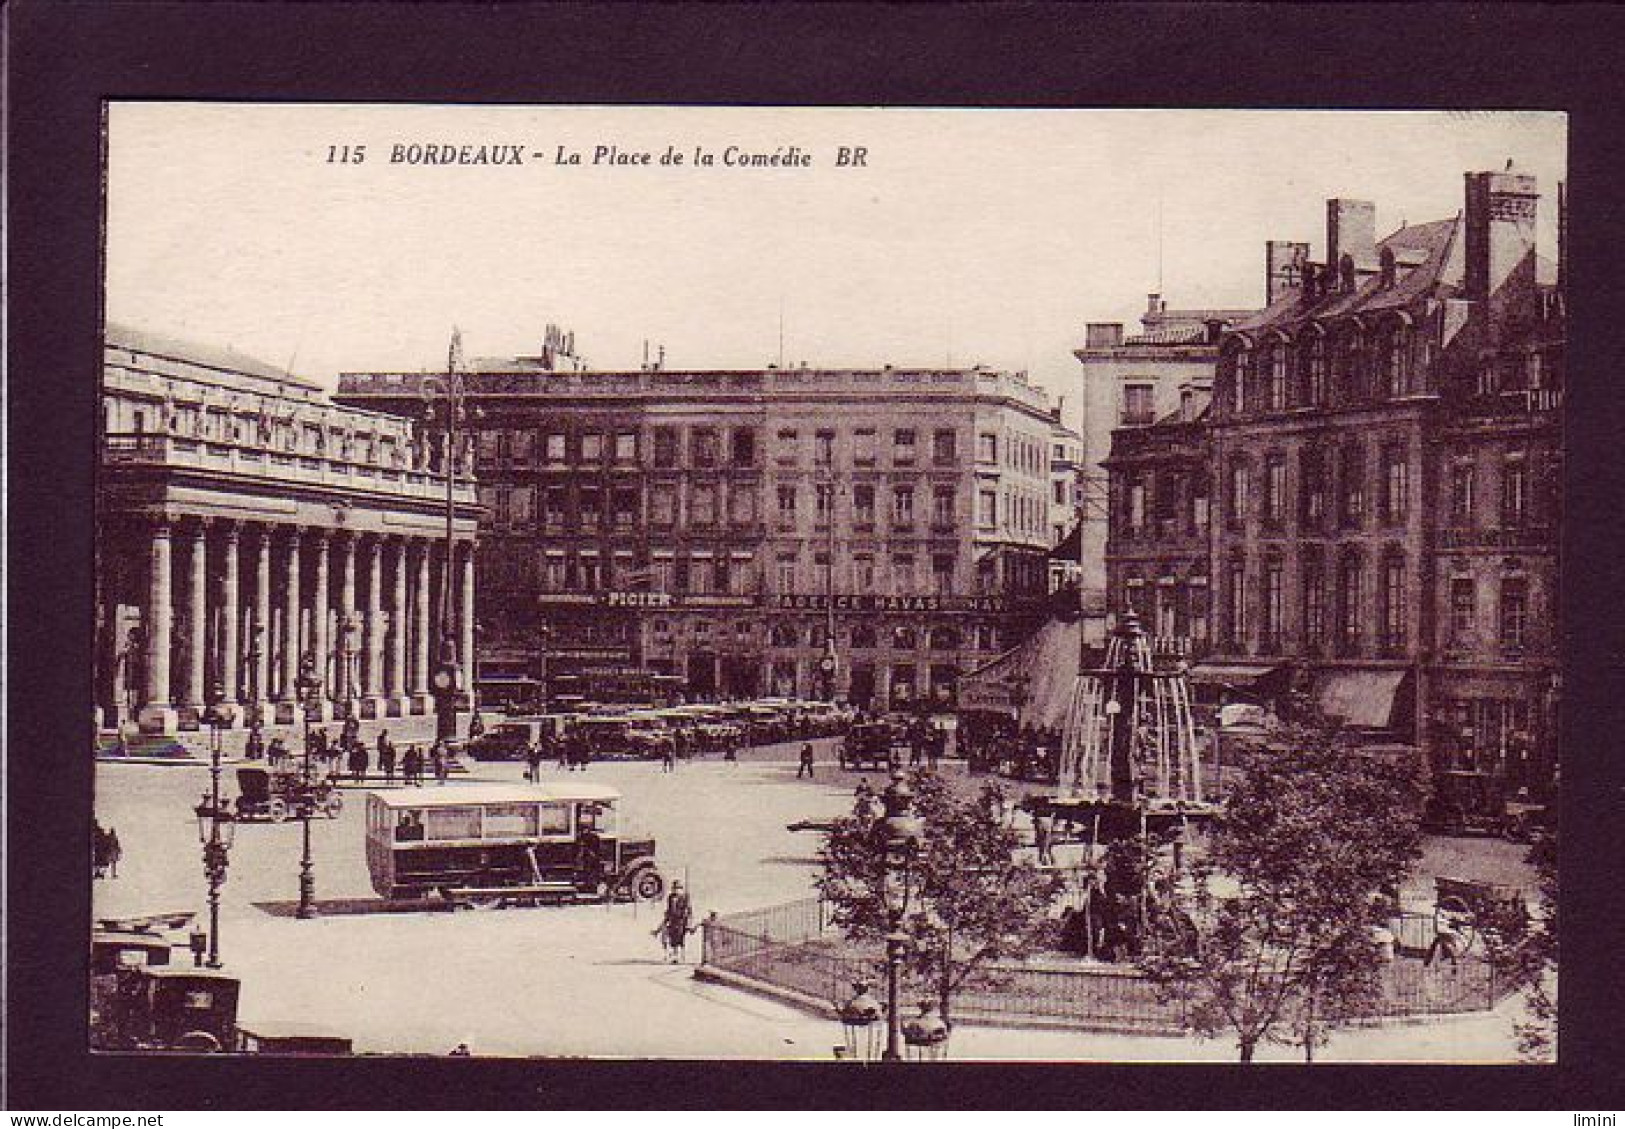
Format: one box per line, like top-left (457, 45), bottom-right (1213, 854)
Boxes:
top-left (1379, 246), bottom-right (1397, 289)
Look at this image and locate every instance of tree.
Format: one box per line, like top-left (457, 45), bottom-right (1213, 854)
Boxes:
top-left (1138, 722), bottom-right (1425, 1062)
top-left (1476, 826), bottom-right (1557, 1061)
top-left (816, 771), bottom-right (1063, 1030)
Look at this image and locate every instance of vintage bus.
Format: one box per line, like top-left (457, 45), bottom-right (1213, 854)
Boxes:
top-left (364, 782), bottom-right (665, 908)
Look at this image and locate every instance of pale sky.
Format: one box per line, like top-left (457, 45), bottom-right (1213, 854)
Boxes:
top-left (105, 105), bottom-right (1565, 426)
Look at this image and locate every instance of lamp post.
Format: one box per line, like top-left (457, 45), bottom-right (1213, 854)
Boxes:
top-left (873, 769), bottom-right (924, 1061)
top-left (902, 998), bottom-right (951, 1061)
top-left (838, 980), bottom-right (883, 1062)
top-left (820, 471), bottom-right (840, 703)
top-left (419, 332), bottom-right (477, 744)
top-left (294, 656), bottom-right (322, 919)
top-left (195, 687), bottom-right (236, 967)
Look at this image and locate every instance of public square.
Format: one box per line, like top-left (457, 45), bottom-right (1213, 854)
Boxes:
top-left (92, 739), bottom-right (1539, 1062)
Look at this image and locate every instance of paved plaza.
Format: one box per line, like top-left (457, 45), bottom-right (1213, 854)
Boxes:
top-left (92, 743), bottom-right (1537, 1061)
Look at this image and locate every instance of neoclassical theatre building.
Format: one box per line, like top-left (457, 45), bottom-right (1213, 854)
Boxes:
top-left (97, 326), bottom-right (479, 734)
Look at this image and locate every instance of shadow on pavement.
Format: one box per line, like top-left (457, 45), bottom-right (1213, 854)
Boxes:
top-left (253, 897), bottom-right (453, 918)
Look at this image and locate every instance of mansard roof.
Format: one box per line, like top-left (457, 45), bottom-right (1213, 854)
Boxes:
top-left (1230, 216), bottom-right (1461, 339)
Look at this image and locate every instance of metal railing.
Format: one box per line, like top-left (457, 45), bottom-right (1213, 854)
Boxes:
top-left (701, 898), bottom-right (1509, 1033)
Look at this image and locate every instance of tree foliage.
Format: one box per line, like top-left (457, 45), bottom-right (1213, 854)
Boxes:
top-left (1475, 827), bottom-right (1558, 1061)
top-left (1138, 722), bottom-right (1425, 1061)
top-left (815, 771), bottom-right (1063, 1028)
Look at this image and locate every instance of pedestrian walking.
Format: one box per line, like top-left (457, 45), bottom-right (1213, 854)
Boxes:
top-left (245, 721), bottom-right (266, 761)
top-left (106, 827), bottom-right (122, 878)
top-left (1032, 805), bottom-right (1055, 866)
top-left (431, 744), bottom-right (449, 785)
top-left (468, 711), bottom-right (485, 741)
top-left (661, 741), bottom-right (676, 774)
top-left (724, 734), bottom-right (739, 765)
top-left (92, 820), bottom-right (109, 879)
top-left (403, 744), bottom-right (423, 787)
top-left (267, 737), bottom-right (289, 768)
top-left (525, 740), bottom-right (543, 783)
top-left (797, 742), bottom-right (815, 779)
top-left (380, 738), bottom-right (397, 784)
top-left (653, 880), bottom-right (695, 963)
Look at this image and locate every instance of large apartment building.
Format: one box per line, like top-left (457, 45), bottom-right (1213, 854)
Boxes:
top-left (336, 361), bottom-right (1059, 710)
top-left (1103, 165), bottom-right (1564, 791)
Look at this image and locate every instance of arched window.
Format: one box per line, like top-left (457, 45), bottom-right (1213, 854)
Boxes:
top-left (1379, 318), bottom-right (1410, 398)
top-left (1265, 334), bottom-right (1290, 411)
top-left (1335, 325), bottom-right (1365, 403)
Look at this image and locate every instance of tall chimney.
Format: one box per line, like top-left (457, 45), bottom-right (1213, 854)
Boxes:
top-left (1326, 199), bottom-right (1378, 274)
top-left (1265, 240), bottom-right (1311, 304)
top-left (1465, 164), bottom-right (1539, 300)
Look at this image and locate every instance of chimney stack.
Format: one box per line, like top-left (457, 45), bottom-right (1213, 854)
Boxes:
top-left (1265, 240), bottom-right (1311, 304)
top-left (1464, 164), bottom-right (1539, 305)
top-left (1326, 199), bottom-right (1378, 276)
top-left (1085, 323), bottom-right (1124, 349)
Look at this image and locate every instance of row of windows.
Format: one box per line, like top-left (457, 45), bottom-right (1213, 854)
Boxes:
top-left (761, 622), bottom-right (993, 651)
top-left (776, 427), bottom-right (960, 468)
top-left (1220, 320), bottom-right (1424, 417)
top-left (776, 482), bottom-right (957, 527)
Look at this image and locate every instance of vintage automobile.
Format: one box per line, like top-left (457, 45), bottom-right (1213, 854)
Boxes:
top-left (93, 965), bottom-right (242, 1052)
top-left (571, 713), bottom-right (670, 759)
top-left (466, 716), bottom-right (572, 762)
top-left (840, 721), bottom-right (904, 771)
top-left (364, 781), bottom-right (666, 908)
top-left (232, 765), bottom-right (343, 822)
top-left (1423, 769), bottom-right (1549, 841)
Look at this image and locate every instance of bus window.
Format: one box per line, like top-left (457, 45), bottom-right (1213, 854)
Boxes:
top-left (483, 803), bottom-right (539, 838)
top-left (395, 811), bottom-right (425, 841)
top-left (537, 803), bottom-right (571, 836)
top-left (425, 806), bottom-right (481, 840)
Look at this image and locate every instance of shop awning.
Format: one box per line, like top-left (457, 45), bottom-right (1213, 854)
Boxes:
top-left (1314, 668), bottom-right (1410, 730)
top-left (1188, 662), bottom-right (1286, 688)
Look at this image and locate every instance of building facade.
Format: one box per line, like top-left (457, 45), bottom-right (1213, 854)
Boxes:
top-left (1103, 166), bottom-right (1563, 790)
top-left (336, 362), bottom-right (1059, 710)
top-left (1071, 295), bottom-right (1254, 607)
top-left (98, 326), bottom-right (480, 733)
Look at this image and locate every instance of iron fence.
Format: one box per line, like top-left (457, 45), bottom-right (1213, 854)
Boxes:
top-left (701, 898), bottom-right (1508, 1034)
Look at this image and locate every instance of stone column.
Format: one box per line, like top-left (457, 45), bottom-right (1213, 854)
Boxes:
top-left (280, 530), bottom-right (301, 709)
top-left (253, 526), bottom-right (272, 716)
top-left (362, 535), bottom-right (384, 718)
top-left (219, 522), bottom-right (241, 722)
top-left (310, 531), bottom-right (332, 720)
top-left (411, 540), bottom-right (431, 710)
top-left (139, 521), bottom-right (178, 733)
top-left (389, 537), bottom-right (408, 714)
top-left (460, 541), bottom-right (477, 709)
top-left (184, 521), bottom-right (209, 717)
top-left (338, 533), bottom-right (357, 712)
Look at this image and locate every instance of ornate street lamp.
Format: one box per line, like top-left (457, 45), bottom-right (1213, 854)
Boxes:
top-left (838, 980), bottom-right (883, 1063)
top-left (293, 655), bottom-right (323, 919)
top-left (872, 769), bottom-right (925, 1061)
top-left (902, 999), bottom-right (951, 1061)
top-left (419, 332), bottom-right (479, 744)
top-left (195, 688), bottom-right (237, 967)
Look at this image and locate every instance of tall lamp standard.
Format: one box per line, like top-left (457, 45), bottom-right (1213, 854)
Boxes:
top-left (294, 656), bottom-right (323, 919)
top-left (419, 330), bottom-right (478, 744)
top-left (195, 686), bottom-right (236, 967)
top-left (872, 770), bottom-right (925, 1061)
top-left (818, 469), bottom-right (840, 703)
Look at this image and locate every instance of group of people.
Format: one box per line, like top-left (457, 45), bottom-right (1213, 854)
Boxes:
top-left (245, 715), bottom-right (450, 786)
top-left (958, 716), bottom-right (1064, 781)
top-left (92, 819), bottom-right (122, 879)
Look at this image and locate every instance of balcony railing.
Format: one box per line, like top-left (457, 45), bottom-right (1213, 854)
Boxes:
top-left (1438, 525), bottom-right (1555, 551)
top-left (102, 432), bottom-right (476, 504)
top-left (1455, 388), bottom-right (1563, 417)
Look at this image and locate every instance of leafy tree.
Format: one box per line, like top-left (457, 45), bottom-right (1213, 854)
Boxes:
top-left (1138, 722), bottom-right (1425, 1062)
top-left (1475, 827), bottom-right (1557, 1061)
top-left (816, 771), bottom-right (1063, 1029)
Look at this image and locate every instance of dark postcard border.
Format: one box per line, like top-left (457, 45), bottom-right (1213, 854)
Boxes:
top-left (8, 0), bottom-right (1625, 1112)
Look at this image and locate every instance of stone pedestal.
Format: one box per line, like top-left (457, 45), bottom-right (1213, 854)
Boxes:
top-left (138, 705), bottom-right (179, 735)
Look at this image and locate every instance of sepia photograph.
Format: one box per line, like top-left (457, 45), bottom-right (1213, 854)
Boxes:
top-left (88, 102), bottom-right (1566, 1066)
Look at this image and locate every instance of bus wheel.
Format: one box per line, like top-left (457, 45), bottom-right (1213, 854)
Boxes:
top-left (267, 798), bottom-right (289, 823)
top-left (631, 868), bottom-right (666, 902)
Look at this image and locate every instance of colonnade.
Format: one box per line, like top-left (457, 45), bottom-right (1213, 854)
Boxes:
top-left (110, 518), bottom-right (475, 731)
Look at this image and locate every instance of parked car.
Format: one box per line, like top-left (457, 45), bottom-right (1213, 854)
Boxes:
top-left (466, 716), bottom-right (572, 762)
top-left (231, 766), bottom-right (343, 822)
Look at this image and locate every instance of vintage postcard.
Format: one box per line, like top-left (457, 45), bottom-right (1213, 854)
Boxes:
top-left (91, 103), bottom-right (1564, 1065)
